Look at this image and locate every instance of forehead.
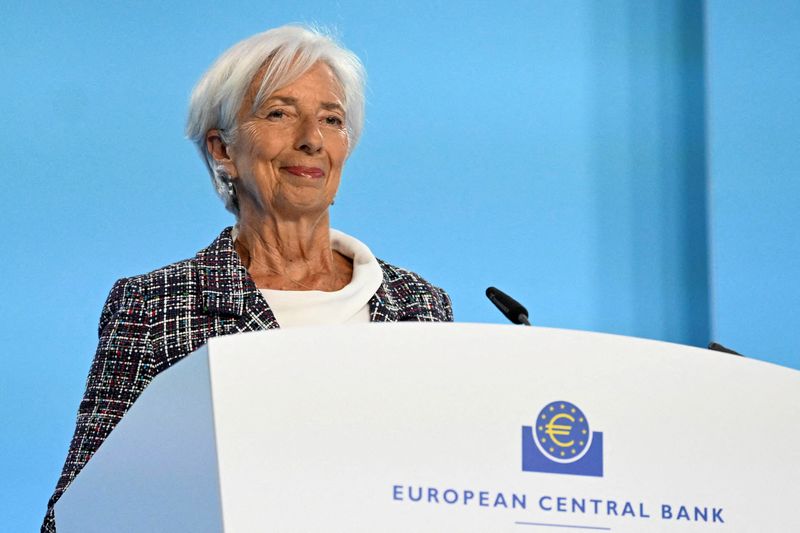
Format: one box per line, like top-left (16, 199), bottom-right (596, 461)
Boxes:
top-left (272, 62), bottom-right (343, 99)
top-left (243, 61), bottom-right (344, 115)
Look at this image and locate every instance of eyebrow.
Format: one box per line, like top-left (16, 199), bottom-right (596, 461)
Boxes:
top-left (264, 96), bottom-right (345, 114)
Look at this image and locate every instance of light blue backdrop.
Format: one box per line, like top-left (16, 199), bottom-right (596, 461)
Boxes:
top-left (706, 0), bottom-right (800, 369)
top-left (1, 1), bottom-right (797, 530)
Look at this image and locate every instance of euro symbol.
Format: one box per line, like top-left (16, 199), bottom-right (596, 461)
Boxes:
top-left (545, 413), bottom-right (575, 447)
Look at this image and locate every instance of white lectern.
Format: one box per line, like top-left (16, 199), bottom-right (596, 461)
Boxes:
top-left (56, 324), bottom-right (800, 532)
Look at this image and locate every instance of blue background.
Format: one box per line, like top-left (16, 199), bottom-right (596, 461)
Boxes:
top-left (2, 1), bottom-right (798, 529)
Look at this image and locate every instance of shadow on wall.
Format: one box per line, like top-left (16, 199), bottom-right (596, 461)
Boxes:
top-left (588, 0), bottom-right (710, 347)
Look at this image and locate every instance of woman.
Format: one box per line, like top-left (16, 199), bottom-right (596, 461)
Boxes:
top-left (42, 25), bottom-right (452, 532)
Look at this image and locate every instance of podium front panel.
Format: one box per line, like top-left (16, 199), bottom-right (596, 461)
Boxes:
top-left (57, 324), bottom-right (800, 532)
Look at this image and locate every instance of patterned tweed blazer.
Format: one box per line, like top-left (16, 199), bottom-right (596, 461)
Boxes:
top-left (42, 227), bottom-right (452, 532)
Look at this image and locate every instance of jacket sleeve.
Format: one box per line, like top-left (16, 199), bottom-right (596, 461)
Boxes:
top-left (438, 286), bottom-right (454, 322)
top-left (41, 278), bottom-right (155, 533)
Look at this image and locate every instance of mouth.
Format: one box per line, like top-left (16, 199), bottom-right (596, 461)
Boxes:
top-left (281, 166), bottom-right (325, 179)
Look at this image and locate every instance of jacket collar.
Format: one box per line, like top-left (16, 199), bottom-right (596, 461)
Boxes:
top-left (369, 260), bottom-right (402, 322)
top-left (195, 227), bottom-right (256, 316)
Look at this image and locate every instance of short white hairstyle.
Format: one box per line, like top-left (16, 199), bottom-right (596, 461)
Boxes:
top-left (186, 25), bottom-right (366, 215)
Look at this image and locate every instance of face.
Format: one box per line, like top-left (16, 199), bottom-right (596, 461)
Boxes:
top-left (212, 62), bottom-right (349, 221)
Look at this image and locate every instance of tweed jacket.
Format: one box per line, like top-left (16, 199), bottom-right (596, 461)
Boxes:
top-left (42, 227), bottom-right (452, 532)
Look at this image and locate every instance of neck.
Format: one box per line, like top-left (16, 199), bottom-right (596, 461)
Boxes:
top-left (234, 211), bottom-right (352, 291)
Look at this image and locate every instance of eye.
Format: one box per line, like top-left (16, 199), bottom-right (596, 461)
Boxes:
top-left (266, 109), bottom-right (285, 120)
top-left (324, 115), bottom-right (344, 127)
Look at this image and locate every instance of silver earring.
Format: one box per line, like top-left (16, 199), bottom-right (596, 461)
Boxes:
top-left (226, 179), bottom-right (238, 209)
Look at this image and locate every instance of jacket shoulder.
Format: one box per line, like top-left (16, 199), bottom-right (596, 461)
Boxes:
top-left (105, 256), bottom-right (199, 306)
top-left (377, 259), bottom-right (453, 321)
top-left (118, 256), bottom-right (200, 293)
top-left (108, 227), bottom-right (240, 309)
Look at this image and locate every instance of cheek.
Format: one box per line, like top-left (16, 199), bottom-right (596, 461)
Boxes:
top-left (239, 125), bottom-right (277, 161)
top-left (231, 127), bottom-right (282, 194)
top-left (328, 132), bottom-right (350, 169)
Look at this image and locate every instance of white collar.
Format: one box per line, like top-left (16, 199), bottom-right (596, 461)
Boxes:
top-left (252, 229), bottom-right (383, 327)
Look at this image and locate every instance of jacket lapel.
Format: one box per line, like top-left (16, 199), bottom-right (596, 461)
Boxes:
top-left (196, 227), bottom-right (279, 332)
top-left (369, 277), bottom-right (402, 322)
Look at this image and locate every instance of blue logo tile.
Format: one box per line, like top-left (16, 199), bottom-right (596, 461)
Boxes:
top-left (522, 401), bottom-right (603, 477)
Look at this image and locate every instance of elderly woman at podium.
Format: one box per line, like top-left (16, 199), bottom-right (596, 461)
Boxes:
top-left (42, 25), bottom-right (452, 532)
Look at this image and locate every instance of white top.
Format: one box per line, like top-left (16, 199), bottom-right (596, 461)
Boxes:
top-left (235, 229), bottom-right (383, 328)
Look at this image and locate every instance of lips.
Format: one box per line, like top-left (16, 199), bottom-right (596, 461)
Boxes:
top-left (281, 166), bottom-right (325, 178)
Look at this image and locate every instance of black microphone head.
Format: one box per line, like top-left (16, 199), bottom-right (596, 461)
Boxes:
top-left (486, 286), bottom-right (529, 325)
top-left (707, 342), bottom-right (743, 356)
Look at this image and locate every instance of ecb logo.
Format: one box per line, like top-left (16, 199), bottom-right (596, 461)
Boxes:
top-left (522, 401), bottom-right (603, 477)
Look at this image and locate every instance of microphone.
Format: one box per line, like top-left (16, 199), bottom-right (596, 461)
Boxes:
top-left (486, 287), bottom-right (531, 326)
top-left (707, 342), bottom-right (744, 357)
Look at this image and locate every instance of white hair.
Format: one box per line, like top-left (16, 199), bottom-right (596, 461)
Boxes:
top-left (185, 25), bottom-right (366, 215)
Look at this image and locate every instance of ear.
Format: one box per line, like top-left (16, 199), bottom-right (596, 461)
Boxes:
top-left (206, 129), bottom-right (238, 178)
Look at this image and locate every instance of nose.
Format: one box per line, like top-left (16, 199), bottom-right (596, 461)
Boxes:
top-left (294, 116), bottom-right (323, 154)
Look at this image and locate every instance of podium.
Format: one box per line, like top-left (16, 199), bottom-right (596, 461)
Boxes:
top-left (55, 324), bottom-right (800, 532)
